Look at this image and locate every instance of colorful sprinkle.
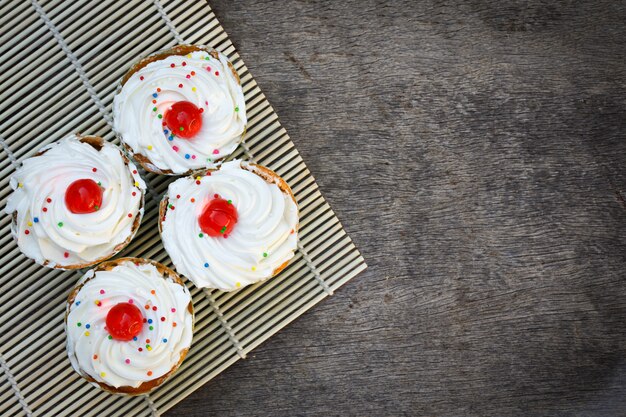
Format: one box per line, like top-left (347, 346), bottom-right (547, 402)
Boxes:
top-left (204, 263), bottom-right (209, 268)
top-left (133, 170), bottom-right (138, 174)
top-left (134, 181), bottom-right (139, 187)
top-left (157, 114), bottom-right (163, 119)
top-left (176, 195), bottom-right (181, 199)
top-left (64, 252), bottom-right (69, 258)
top-left (227, 200), bottom-right (232, 204)
top-left (152, 93), bottom-right (158, 98)
top-left (84, 331), bottom-right (90, 336)
top-left (47, 198), bottom-right (52, 203)
top-left (138, 347), bottom-right (143, 352)
top-left (85, 324), bottom-right (91, 329)
top-left (161, 317), bottom-right (165, 322)
top-left (182, 61), bottom-right (187, 66)
top-left (212, 149), bottom-right (219, 155)
top-left (95, 300), bottom-right (101, 306)
top-left (163, 338), bottom-right (168, 343)
top-left (147, 371), bottom-right (153, 376)
top-left (206, 65), bottom-right (211, 71)
top-left (192, 87), bottom-right (197, 92)
top-left (170, 63), bottom-right (175, 68)
top-left (172, 146), bottom-right (179, 152)
top-left (220, 226), bottom-right (227, 234)
top-left (33, 217), bottom-right (39, 223)
top-left (185, 154), bottom-right (190, 159)
top-left (17, 183), bottom-right (23, 188)
top-left (251, 266), bottom-right (256, 271)
top-left (178, 83), bottom-right (183, 88)
top-left (199, 233), bottom-right (204, 238)
top-left (152, 99), bottom-right (157, 104)
top-left (153, 107), bottom-right (157, 112)
top-left (190, 198), bottom-right (195, 203)
top-left (75, 301), bottom-right (80, 306)
top-left (236, 282), bottom-right (241, 288)
top-left (173, 322), bottom-right (177, 327)
top-left (108, 335), bottom-right (113, 340)
top-left (191, 71), bottom-right (196, 76)
top-left (263, 252), bottom-right (268, 257)
top-left (42, 207), bottom-right (48, 212)
top-left (157, 88), bottom-right (161, 92)
top-left (100, 372), bottom-right (106, 377)
top-left (186, 74), bottom-right (191, 79)
top-left (24, 230), bottom-right (30, 235)
top-left (215, 71), bottom-right (219, 76)
top-left (191, 154), bottom-right (196, 159)
top-left (125, 359), bottom-right (130, 364)
top-left (77, 322), bottom-right (82, 327)
top-left (151, 289), bottom-right (156, 295)
top-left (148, 319), bottom-right (153, 324)
top-left (171, 308), bottom-right (176, 313)
top-left (129, 299), bottom-right (134, 304)
top-left (140, 76), bottom-right (144, 81)
top-left (235, 106), bottom-right (239, 112)
top-left (93, 354), bottom-right (98, 360)
top-left (147, 345), bottom-right (152, 351)
top-left (133, 336), bottom-right (138, 341)
top-left (168, 135), bottom-right (174, 141)
top-left (144, 304), bottom-right (150, 310)
top-left (152, 306), bottom-right (157, 311)
top-left (99, 289), bottom-right (105, 294)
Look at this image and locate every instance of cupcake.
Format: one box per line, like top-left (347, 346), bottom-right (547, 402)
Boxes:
top-left (4, 134), bottom-right (145, 269)
top-left (113, 45), bottom-right (247, 175)
top-left (65, 257), bottom-right (194, 395)
top-left (159, 160), bottom-right (299, 291)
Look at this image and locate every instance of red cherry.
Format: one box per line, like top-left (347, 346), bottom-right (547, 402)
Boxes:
top-left (105, 302), bottom-right (143, 341)
top-left (164, 101), bottom-right (203, 139)
top-left (198, 197), bottom-right (238, 237)
top-left (65, 179), bottom-right (103, 214)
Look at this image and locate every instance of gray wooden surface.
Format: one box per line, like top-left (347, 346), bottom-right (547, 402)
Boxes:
top-left (169, 1), bottom-right (626, 416)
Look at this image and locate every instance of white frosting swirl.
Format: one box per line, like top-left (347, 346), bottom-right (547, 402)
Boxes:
top-left (65, 260), bottom-right (193, 389)
top-left (113, 49), bottom-right (247, 174)
top-left (4, 135), bottom-right (146, 268)
top-left (161, 160), bottom-right (299, 291)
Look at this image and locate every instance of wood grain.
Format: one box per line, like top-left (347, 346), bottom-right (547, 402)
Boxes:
top-left (169, 0), bottom-right (626, 415)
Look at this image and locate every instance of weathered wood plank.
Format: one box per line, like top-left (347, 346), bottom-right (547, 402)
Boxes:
top-left (169, 0), bottom-right (626, 415)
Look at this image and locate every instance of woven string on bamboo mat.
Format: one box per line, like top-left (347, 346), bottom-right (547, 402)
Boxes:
top-left (0, 1), bottom-right (367, 416)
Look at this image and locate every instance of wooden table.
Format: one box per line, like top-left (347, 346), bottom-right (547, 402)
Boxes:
top-left (170, 1), bottom-right (626, 415)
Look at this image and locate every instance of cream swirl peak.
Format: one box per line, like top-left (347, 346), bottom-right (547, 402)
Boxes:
top-left (4, 135), bottom-right (146, 269)
top-left (113, 46), bottom-right (247, 175)
top-left (65, 258), bottom-right (193, 392)
top-left (160, 160), bottom-right (299, 291)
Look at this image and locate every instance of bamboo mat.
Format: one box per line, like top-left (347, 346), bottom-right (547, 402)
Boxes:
top-left (0, 1), bottom-right (367, 416)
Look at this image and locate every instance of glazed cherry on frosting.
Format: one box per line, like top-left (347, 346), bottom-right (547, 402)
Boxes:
top-left (198, 197), bottom-right (238, 237)
top-left (106, 302), bottom-right (144, 341)
top-left (65, 179), bottom-right (103, 214)
top-left (165, 101), bottom-right (203, 139)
